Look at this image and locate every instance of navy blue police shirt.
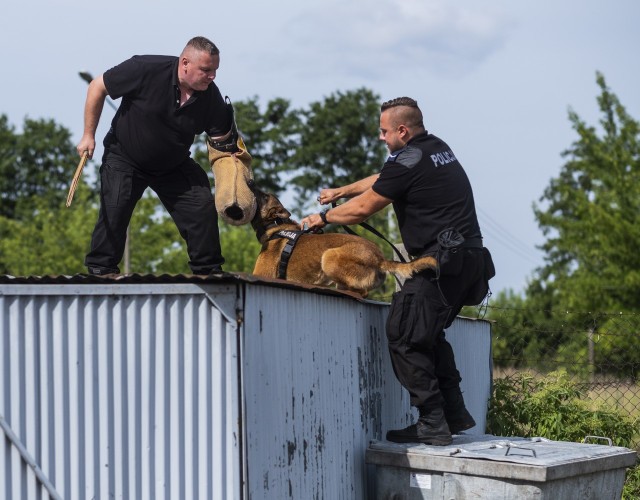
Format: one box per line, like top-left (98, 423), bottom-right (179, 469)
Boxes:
top-left (102, 55), bottom-right (230, 173)
top-left (372, 132), bottom-right (482, 257)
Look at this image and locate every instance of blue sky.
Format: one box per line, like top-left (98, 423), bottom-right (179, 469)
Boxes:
top-left (2, 0), bottom-right (639, 294)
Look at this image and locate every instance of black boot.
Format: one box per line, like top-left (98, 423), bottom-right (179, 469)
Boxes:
top-left (442, 388), bottom-right (476, 434)
top-left (87, 266), bottom-right (120, 276)
top-left (386, 407), bottom-right (452, 446)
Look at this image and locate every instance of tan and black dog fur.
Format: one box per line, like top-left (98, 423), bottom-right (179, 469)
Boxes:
top-left (250, 189), bottom-right (437, 297)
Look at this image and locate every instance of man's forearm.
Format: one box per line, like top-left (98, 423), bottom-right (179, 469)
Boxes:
top-left (319, 174), bottom-right (380, 205)
top-left (338, 174), bottom-right (380, 198)
top-left (83, 78), bottom-right (108, 138)
top-left (300, 187), bottom-right (392, 231)
top-left (77, 76), bottom-right (108, 157)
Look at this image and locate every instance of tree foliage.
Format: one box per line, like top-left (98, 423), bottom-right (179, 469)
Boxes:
top-left (0, 115), bottom-right (80, 219)
top-left (219, 223), bottom-right (262, 273)
top-left (233, 96), bottom-right (301, 195)
top-left (0, 115), bottom-right (98, 274)
top-left (489, 73), bottom-right (640, 378)
top-left (0, 186), bottom-right (97, 275)
top-left (288, 88), bottom-right (386, 211)
top-left (531, 72), bottom-right (640, 312)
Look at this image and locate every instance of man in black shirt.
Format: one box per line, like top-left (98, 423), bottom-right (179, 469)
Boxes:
top-left (76, 36), bottom-right (235, 275)
top-left (300, 97), bottom-right (494, 445)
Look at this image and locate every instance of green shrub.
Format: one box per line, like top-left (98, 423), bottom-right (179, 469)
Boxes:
top-left (623, 463), bottom-right (640, 500)
top-left (487, 370), bottom-right (637, 445)
top-left (487, 370), bottom-right (640, 496)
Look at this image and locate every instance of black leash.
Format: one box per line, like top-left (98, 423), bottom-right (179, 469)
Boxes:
top-left (331, 203), bottom-right (407, 263)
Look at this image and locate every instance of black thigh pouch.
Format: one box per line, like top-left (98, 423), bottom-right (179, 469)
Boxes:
top-left (386, 275), bottom-right (452, 349)
top-left (436, 227), bottom-right (465, 277)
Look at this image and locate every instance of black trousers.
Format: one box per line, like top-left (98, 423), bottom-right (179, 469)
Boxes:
top-left (385, 248), bottom-right (485, 409)
top-left (85, 155), bottom-right (224, 274)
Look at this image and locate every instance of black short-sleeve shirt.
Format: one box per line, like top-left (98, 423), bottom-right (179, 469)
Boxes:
top-left (102, 55), bottom-right (230, 172)
top-left (372, 132), bottom-right (481, 256)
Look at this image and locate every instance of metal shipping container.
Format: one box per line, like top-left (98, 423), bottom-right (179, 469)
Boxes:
top-left (1, 274), bottom-right (492, 499)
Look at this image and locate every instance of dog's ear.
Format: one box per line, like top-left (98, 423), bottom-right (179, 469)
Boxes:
top-left (267, 205), bottom-right (291, 220)
top-left (264, 194), bottom-right (291, 220)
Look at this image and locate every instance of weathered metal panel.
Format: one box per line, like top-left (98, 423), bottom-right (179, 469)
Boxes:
top-left (0, 284), bottom-right (242, 500)
top-left (241, 286), bottom-right (406, 500)
top-left (445, 316), bottom-right (492, 434)
top-left (240, 286), bottom-right (492, 499)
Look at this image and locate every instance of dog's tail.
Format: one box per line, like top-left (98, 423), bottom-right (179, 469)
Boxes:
top-left (380, 255), bottom-right (437, 280)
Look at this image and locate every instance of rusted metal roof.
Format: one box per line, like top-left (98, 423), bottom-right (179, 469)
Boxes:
top-left (0, 272), bottom-right (365, 300)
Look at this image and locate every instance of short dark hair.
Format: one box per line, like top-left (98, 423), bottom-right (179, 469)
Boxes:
top-left (184, 36), bottom-right (219, 56)
top-left (381, 96), bottom-right (418, 112)
top-left (381, 97), bottom-right (424, 129)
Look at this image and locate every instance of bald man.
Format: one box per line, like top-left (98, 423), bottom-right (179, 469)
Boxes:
top-left (77, 36), bottom-right (235, 276)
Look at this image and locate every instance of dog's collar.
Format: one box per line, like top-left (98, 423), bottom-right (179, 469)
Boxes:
top-left (254, 218), bottom-right (286, 242)
top-left (269, 229), bottom-right (305, 241)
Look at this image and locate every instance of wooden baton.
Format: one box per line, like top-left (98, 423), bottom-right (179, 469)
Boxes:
top-left (65, 151), bottom-right (89, 207)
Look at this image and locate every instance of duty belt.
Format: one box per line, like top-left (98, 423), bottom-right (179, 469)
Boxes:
top-left (459, 238), bottom-right (484, 249)
top-left (412, 237), bottom-right (484, 260)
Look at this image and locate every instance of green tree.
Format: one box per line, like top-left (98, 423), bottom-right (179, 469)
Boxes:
top-left (219, 222), bottom-right (262, 273)
top-left (0, 115), bottom-right (96, 274)
top-left (531, 72), bottom-right (640, 312)
top-left (288, 88), bottom-right (386, 211)
top-left (233, 96), bottom-right (301, 195)
top-left (124, 192), bottom-right (189, 274)
top-left (0, 183), bottom-right (97, 275)
top-left (474, 288), bottom-right (559, 371)
top-left (0, 115), bottom-right (80, 219)
top-left (492, 73), bottom-right (640, 378)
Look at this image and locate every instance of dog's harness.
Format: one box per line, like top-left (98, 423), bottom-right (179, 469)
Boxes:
top-left (255, 216), bottom-right (317, 280)
top-left (269, 229), bottom-right (310, 279)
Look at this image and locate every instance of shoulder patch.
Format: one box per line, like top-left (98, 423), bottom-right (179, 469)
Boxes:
top-left (394, 146), bottom-right (423, 168)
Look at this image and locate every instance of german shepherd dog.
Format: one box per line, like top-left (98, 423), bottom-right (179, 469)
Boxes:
top-left (250, 189), bottom-right (436, 297)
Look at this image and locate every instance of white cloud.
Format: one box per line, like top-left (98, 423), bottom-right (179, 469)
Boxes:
top-left (283, 0), bottom-right (511, 79)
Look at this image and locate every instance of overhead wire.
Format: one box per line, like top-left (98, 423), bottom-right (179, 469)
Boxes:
top-left (477, 206), bottom-right (542, 266)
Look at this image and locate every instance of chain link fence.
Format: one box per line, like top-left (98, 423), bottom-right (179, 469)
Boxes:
top-left (476, 305), bottom-right (640, 447)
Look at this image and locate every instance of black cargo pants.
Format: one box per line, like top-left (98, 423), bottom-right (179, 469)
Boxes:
top-left (85, 155), bottom-right (224, 275)
top-left (385, 248), bottom-right (485, 410)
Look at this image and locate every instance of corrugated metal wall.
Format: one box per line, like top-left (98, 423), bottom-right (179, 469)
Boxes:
top-left (446, 316), bottom-right (492, 434)
top-left (1, 278), bottom-right (492, 500)
top-left (241, 285), bottom-right (491, 500)
top-left (1, 283), bottom-right (242, 500)
top-left (242, 286), bottom-right (411, 500)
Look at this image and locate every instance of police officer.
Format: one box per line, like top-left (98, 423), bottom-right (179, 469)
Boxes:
top-left (300, 97), bottom-right (493, 445)
top-left (77, 36), bottom-right (237, 275)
